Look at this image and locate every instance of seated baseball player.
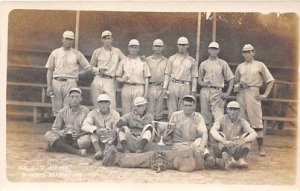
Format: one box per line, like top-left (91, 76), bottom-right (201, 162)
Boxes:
top-left (44, 88), bottom-right (91, 157)
top-left (169, 95), bottom-right (216, 168)
top-left (116, 97), bottom-right (155, 153)
top-left (81, 94), bottom-right (120, 160)
top-left (210, 101), bottom-right (258, 170)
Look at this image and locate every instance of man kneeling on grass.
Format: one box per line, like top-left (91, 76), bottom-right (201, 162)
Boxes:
top-left (44, 88), bottom-right (91, 157)
top-left (210, 101), bottom-right (257, 170)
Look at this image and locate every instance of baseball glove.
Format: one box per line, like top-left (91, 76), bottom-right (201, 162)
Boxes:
top-left (96, 128), bottom-right (116, 144)
top-left (173, 155), bottom-right (196, 172)
top-left (150, 151), bottom-right (169, 173)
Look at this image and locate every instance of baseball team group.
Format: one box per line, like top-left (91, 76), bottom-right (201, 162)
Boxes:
top-left (44, 29), bottom-right (275, 172)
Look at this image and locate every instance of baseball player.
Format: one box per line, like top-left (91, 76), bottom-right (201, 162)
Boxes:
top-left (235, 44), bottom-right (274, 156)
top-left (90, 30), bottom-right (125, 109)
top-left (116, 39), bottom-right (151, 114)
top-left (44, 88), bottom-right (91, 157)
top-left (163, 37), bottom-right (198, 118)
top-left (146, 39), bottom-right (168, 121)
top-left (82, 94), bottom-right (120, 160)
top-left (210, 101), bottom-right (257, 170)
top-left (198, 42), bottom-right (234, 129)
top-left (45, 31), bottom-right (91, 117)
top-left (170, 95), bottom-right (215, 168)
top-left (116, 97), bottom-right (155, 153)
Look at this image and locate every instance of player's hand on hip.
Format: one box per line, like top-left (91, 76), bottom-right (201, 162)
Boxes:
top-left (255, 94), bottom-right (267, 101)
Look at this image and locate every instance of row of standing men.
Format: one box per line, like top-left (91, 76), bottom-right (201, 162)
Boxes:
top-left (45, 30), bottom-right (275, 157)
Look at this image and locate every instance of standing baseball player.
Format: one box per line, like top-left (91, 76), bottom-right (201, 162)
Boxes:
top-left (235, 44), bottom-right (274, 156)
top-left (146, 39), bottom-right (168, 121)
top-left (210, 101), bottom-right (257, 170)
top-left (90, 30), bottom-right (125, 109)
top-left (163, 37), bottom-right (198, 118)
top-left (116, 39), bottom-right (151, 114)
top-left (82, 94), bottom-right (120, 160)
top-left (198, 42), bottom-right (234, 129)
top-left (116, 97), bottom-right (155, 153)
top-left (45, 31), bottom-right (91, 117)
top-left (44, 88), bottom-right (91, 157)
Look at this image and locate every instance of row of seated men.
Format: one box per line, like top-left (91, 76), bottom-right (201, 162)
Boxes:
top-left (45, 87), bottom-right (257, 172)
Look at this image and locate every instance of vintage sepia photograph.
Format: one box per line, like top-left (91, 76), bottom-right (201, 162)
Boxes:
top-left (1, 1), bottom-right (299, 190)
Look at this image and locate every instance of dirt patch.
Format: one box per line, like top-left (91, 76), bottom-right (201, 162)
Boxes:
top-left (6, 120), bottom-right (297, 184)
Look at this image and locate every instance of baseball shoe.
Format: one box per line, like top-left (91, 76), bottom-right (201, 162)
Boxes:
top-left (222, 152), bottom-right (235, 170)
top-left (79, 149), bottom-right (87, 157)
top-left (237, 158), bottom-right (248, 168)
top-left (259, 148), bottom-right (266, 157)
top-left (102, 145), bottom-right (119, 166)
top-left (205, 155), bottom-right (216, 169)
top-left (45, 144), bottom-right (56, 152)
top-left (94, 150), bottom-right (103, 160)
top-left (136, 149), bottom-right (142, 153)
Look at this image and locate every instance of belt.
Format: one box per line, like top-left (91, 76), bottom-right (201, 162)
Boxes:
top-left (149, 82), bottom-right (163, 86)
top-left (125, 82), bottom-right (142, 86)
top-left (209, 86), bottom-right (222, 90)
top-left (170, 79), bottom-right (190, 85)
top-left (99, 74), bottom-right (114, 79)
top-left (54, 77), bottom-right (68, 81)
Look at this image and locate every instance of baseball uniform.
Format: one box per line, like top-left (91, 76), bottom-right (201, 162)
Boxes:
top-left (82, 108), bottom-right (120, 145)
top-left (44, 105), bottom-right (91, 149)
top-left (45, 47), bottom-right (90, 115)
top-left (117, 111), bottom-right (155, 152)
top-left (199, 58), bottom-right (234, 128)
top-left (235, 61), bottom-right (274, 134)
top-left (164, 53), bottom-right (198, 118)
top-left (210, 114), bottom-right (257, 159)
top-left (146, 55), bottom-right (168, 120)
top-left (116, 57), bottom-right (151, 114)
top-left (90, 47), bottom-right (125, 109)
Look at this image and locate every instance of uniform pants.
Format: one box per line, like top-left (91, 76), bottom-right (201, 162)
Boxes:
top-left (91, 75), bottom-right (116, 110)
top-left (44, 130), bottom-right (91, 149)
top-left (167, 82), bottom-right (190, 118)
top-left (148, 85), bottom-right (165, 120)
top-left (200, 87), bottom-right (225, 129)
top-left (51, 78), bottom-right (77, 116)
top-left (213, 142), bottom-right (251, 161)
top-left (116, 147), bottom-right (205, 171)
top-left (236, 87), bottom-right (263, 136)
top-left (121, 84), bottom-right (144, 114)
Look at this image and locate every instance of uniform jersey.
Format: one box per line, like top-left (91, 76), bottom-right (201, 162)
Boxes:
top-left (146, 55), bottom-right (168, 83)
top-left (52, 105), bottom-right (90, 134)
top-left (82, 109), bottom-right (120, 133)
top-left (199, 58), bottom-right (234, 87)
top-left (45, 47), bottom-right (90, 79)
top-left (235, 60), bottom-right (274, 87)
top-left (119, 112), bottom-right (154, 136)
top-left (165, 53), bottom-right (198, 82)
top-left (170, 110), bottom-right (207, 143)
top-left (90, 47), bottom-right (125, 77)
top-left (211, 114), bottom-right (255, 141)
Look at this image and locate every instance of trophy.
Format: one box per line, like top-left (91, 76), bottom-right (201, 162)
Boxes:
top-left (152, 121), bottom-right (175, 146)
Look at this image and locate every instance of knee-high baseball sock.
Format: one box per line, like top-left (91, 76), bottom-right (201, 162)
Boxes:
top-left (241, 148), bottom-right (249, 159)
top-left (53, 139), bottom-right (81, 155)
top-left (138, 138), bottom-right (148, 152)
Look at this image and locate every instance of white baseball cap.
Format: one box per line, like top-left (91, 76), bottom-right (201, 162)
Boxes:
top-left (208, 42), bottom-right (220, 49)
top-left (242, 44), bottom-right (254, 51)
top-left (97, 94), bottom-right (111, 102)
top-left (182, 95), bottom-right (196, 103)
top-left (227, 101), bottom-right (240, 108)
top-left (62, 31), bottom-right (75, 39)
top-left (128, 39), bottom-right (140, 46)
top-left (134, 97), bottom-right (147, 106)
top-left (101, 30), bottom-right (112, 38)
top-left (69, 87), bottom-right (82, 95)
top-left (153, 39), bottom-right (164, 46)
top-left (177, 37), bottom-right (189, 45)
